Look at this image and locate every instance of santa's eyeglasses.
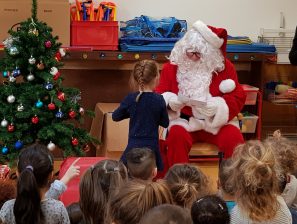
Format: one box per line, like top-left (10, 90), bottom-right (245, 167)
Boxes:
top-left (185, 49), bottom-right (201, 58)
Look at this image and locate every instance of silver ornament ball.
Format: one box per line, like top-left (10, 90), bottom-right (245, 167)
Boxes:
top-left (28, 56), bottom-right (36, 65)
top-left (7, 95), bottom-right (15, 103)
top-left (27, 74), bottom-right (35, 81)
top-left (9, 76), bottom-right (16, 82)
top-left (1, 119), bottom-right (8, 127)
top-left (9, 46), bottom-right (19, 55)
top-left (47, 141), bottom-right (56, 151)
top-left (50, 67), bottom-right (58, 76)
top-left (17, 104), bottom-right (24, 112)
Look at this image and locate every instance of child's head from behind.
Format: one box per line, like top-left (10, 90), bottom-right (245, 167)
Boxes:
top-left (264, 130), bottom-right (297, 175)
top-left (139, 204), bottom-right (192, 224)
top-left (165, 164), bottom-right (210, 208)
top-left (126, 147), bottom-right (157, 180)
top-left (191, 195), bottom-right (230, 224)
top-left (79, 159), bottom-right (128, 224)
top-left (227, 140), bottom-right (279, 222)
top-left (218, 159), bottom-right (235, 197)
top-left (130, 60), bottom-right (159, 92)
top-left (15, 143), bottom-right (54, 223)
top-left (110, 179), bottom-right (173, 224)
top-left (66, 202), bottom-right (83, 224)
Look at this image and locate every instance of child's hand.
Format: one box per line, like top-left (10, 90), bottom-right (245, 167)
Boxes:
top-left (60, 158), bottom-right (80, 185)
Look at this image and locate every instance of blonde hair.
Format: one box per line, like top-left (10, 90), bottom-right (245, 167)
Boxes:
top-left (110, 179), bottom-right (173, 224)
top-left (130, 60), bottom-right (159, 102)
top-left (264, 130), bottom-right (297, 175)
top-left (165, 164), bottom-right (210, 208)
top-left (226, 140), bottom-right (279, 222)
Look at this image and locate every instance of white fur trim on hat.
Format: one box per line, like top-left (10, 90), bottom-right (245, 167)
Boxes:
top-left (192, 20), bottom-right (224, 49)
top-left (219, 79), bottom-right (236, 93)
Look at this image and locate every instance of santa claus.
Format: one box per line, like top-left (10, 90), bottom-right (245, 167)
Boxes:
top-left (155, 20), bottom-right (246, 167)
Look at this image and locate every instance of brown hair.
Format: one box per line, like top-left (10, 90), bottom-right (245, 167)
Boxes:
top-left (218, 159), bottom-right (235, 196)
top-left (130, 60), bottom-right (159, 102)
top-left (226, 140), bottom-right (279, 222)
top-left (165, 164), bottom-right (210, 208)
top-left (79, 159), bottom-right (128, 224)
top-left (110, 179), bottom-right (173, 224)
top-left (14, 143), bottom-right (54, 224)
top-left (139, 204), bottom-right (192, 224)
top-left (264, 130), bottom-right (297, 175)
top-left (126, 147), bottom-right (156, 180)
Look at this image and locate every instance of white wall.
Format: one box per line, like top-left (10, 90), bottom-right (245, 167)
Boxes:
top-left (112, 0), bottom-right (297, 41)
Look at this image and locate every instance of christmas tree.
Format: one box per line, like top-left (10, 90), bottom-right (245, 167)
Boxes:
top-left (0, 0), bottom-right (97, 164)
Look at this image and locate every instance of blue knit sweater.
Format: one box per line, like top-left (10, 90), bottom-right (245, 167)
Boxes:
top-left (112, 92), bottom-right (169, 170)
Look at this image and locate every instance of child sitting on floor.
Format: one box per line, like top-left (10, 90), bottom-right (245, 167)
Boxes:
top-left (191, 195), bottom-right (230, 224)
top-left (227, 140), bottom-right (292, 224)
top-left (0, 143), bottom-right (70, 223)
top-left (217, 159), bottom-right (236, 213)
top-left (126, 147), bottom-right (157, 180)
top-left (165, 164), bottom-right (210, 208)
top-left (139, 204), bottom-right (192, 224)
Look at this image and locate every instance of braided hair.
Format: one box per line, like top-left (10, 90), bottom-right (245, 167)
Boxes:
top-left (130, 60), bottom-right (159, 102)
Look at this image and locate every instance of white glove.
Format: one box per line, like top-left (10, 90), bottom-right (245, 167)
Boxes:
top-left (168, 98), bottom-right (184, 112)
top-left (198, 101), bottom-right (218, 117)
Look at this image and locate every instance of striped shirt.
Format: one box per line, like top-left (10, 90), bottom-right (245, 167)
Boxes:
top-left (230, 196), bottom-right (292, 224)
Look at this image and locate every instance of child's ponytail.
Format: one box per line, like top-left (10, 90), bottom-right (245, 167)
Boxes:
top-left (14, 167), bottom-right (42, 224)
top-left (131, 60), bottom-right (159, 102)
top-left (135, 62), bottom-right (145, 102)
top-left (13, 143), bottom-right (54, 224)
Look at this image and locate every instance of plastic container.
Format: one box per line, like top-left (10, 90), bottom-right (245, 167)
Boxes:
top-left (242, 84), bottom-right (259, 105)
top-left (71, 21), bottom-right (118, 50)
top-left (241, 113), bottom-right (259, 133)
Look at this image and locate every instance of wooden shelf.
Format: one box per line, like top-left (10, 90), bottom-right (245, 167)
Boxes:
top-left (0, 50), bottom-right (277, 140)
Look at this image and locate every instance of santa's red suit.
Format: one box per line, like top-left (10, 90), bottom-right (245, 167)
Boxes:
top-left (155, 21), bottom-right (246, 168)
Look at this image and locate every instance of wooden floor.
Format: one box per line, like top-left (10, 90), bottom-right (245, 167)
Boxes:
top-left (193, 161), bottom-right (219, 193)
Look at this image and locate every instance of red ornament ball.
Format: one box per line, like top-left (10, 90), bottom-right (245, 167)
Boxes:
top-left (68, 110), bottom-right (76, 119)
top-left (57, 92), bottom-right (65, 101)
top-left (71, 137), bottom-right (79, 146)
top-left (45, 40), bottom-right (52, 48)
top-left (53, 71), bottom-right (61, 80)
top-left (7, 124), bottom-right (15, 132)
top-left (31, 115), bottom-right (39, 124)
top-left (55, 52), bottom-right (62, 62)
top-left (48, 103), bottom-right (56, 110)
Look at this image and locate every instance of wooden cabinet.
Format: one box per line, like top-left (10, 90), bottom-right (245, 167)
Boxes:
top-left (0, 50), bottom-right (280, 139)
top-left (261, 63), bottom-right (297, 138)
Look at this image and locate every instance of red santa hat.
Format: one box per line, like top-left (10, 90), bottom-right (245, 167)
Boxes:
top-left (192, 20), bottom-right (227, 55)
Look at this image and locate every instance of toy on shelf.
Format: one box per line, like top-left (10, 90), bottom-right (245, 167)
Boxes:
top-left (265, 81), bottom-right (297, 104)
top-left (70, 0), bottom-right (116, 22)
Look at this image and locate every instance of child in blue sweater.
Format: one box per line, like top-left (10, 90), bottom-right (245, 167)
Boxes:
top-left (112, 60), bottom-right (169, 171)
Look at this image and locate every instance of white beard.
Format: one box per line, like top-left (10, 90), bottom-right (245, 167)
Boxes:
top-left (176, 62), bottom-right (213, 102)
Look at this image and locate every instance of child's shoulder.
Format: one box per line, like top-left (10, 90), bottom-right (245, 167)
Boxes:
top-left (123, 92), bottom-right (138, 101)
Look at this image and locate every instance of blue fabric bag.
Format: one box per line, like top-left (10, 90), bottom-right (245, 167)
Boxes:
top-left (120, 15), bottom-right (187, 52)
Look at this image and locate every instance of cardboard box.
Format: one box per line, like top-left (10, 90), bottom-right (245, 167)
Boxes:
top-left (90, 103), bottom-right (128, 159)
top-left (0, 0), bottom-right (70, 46)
